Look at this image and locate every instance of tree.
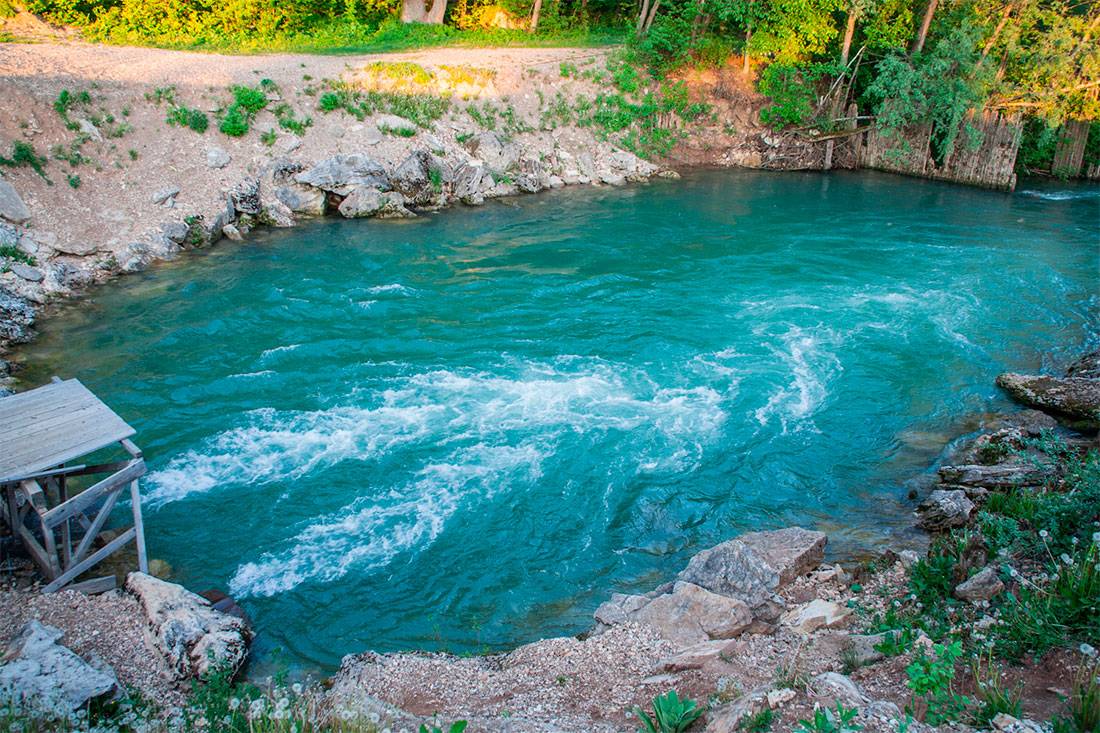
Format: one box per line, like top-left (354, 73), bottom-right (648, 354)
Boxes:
top-left (911, 0), bottom-right (938, 54)
top-left (401, 0), bottom-right (447, 23)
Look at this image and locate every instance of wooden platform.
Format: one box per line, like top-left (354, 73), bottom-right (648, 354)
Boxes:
top-left (0, 378), bottom-right (147, 593)
top-left (0, 379), bottom-right (135, 484)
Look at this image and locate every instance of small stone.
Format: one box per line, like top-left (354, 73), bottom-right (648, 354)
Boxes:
top-left (150, 186), bottom-right (180, 205)
top-left (954, 566), bottom-right (1004, 602)
top-left (77, 118), bottom-right (103, 142)
top-left (205, 146), bottom-right (231, 169)
top-left (781, 599), bottom-right (852, 634)
top-left (221, 224), bottom-right (243, 241)
top-left (766, 688), bottom-right (795, 708)
top-left (8, 263), bottom-right (43, 282)
top-left (917, 489), bottom-right (974, 531)
top-left (376, 115), bottom-right (418, 136)
top-left (52, 240), bottom-right (98, 256)
top-left (810, 672), bottom-right (867, 707)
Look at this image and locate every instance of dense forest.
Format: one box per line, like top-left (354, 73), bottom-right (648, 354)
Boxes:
top-left (3, 0), bottom-right (1098, 175)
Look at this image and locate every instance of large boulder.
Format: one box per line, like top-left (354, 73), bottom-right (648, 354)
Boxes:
top-left (937, 463), bottom-right (1051, 492)
top-left (996, 372), bottom-right (1100, 431)
top-left (391, 150), bottom-right (448, 208)
top-left (338, 188), bottom-right (414, 219)
top-left (228, 178), bottom-right (262, 216)
top-left (0, 180), bottom-right (30, 224)
top-left (0, 620), bottom-right (117, 711)
top-left (452, 162), bottom-right (492, 205)
top-left (596, 582), bottom-right (751, 647)
top-left (917, 489), bottom-right (974, 531)
top-left (126, 572), bottom-right (251, 679)
top-left (463, 132), bottom-right (520, 174)
top-left (276, 184), bottom-right (326, 216)
top-left (294, 154), bottom-right (389, 197)
top-left (678, 527), bottom-right (826, 607)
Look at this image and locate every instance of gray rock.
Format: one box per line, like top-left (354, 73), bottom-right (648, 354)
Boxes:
top-left (119, 242), bottom-right (152, 273)
top-left (0, 288), bottom-right (35, 345)
top-left (452, 162), bottom-right (491, 205)
top-left (678, 527), bottom-right (826, 607)
top-left (0, 620), bottom-right (117, 711)
top-left (632, 581), bottom-right (753, 647)
top-left (222, 224), bottom-right (243, 241)
top-left (464, 132), bottom-right (520, 174)
top-left (150, 186), bottom-right (180, 205)
top-left (810, 672), bottom-right (867, 707)
top-left (1066, 350), bottom-right (1100, 380)
top-left (337, 188), bottom-right (412, 219)
top-left (845, 633), bottom-right (887, 666)
top-left (996, 372), bottom-right (1100, 431)
top-left (126, 572), bottom-right (252, 679)
top-left (599, 171), bottom-right (627, 186)
top-left (229, 178), bottom-right (261, 216)
top-left (917, 489), bottom-right (974, 531)
top-left (160, 221), bottom-right (190, 244)
top-left (205, 146), bottom-right (231, 169)
top-left (295, 154), bottom-right (388, 196)
top-left (0, 222), bottom-right (18, 248)
top-left (781, 598), bottom-right (852, 634)
top-left (77, 118), bottom-right (103, 142)
top-left (992, 714), bottom-right (1046, 733)
top-left (954, 565), bottom-right (1004, 602)
top-left (423, 134), bottom-right (446, 155)
top-left (391, 150), bottom-right (447, 208)
top-left (376, 115), bottom-right (418, 136)
top-left (938, 463), bottom-right (1051, 491)
top-left (52, 240), bottom-right (98, 256)
top-left (9, 263), bottom-right (43, 282)
top-left (0, 180), bottom-right (31, 224)
top-left (275, 184), bottom-right (327, 216)
top-left (593, 592), bottom-right (652, 627)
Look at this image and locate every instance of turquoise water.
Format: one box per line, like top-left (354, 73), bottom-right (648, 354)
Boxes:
top-left (16, 170), bottom-right (1099, 672)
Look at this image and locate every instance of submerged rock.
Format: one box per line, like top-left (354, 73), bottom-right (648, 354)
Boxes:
top-left (0, 287), bottom-right (35, 345)
top-left (126, 572), bottom-right (252, 679)
top-left (996, 372), bottom-right (1100, 431)
top-left (0, 620), bottom-right (118, 711)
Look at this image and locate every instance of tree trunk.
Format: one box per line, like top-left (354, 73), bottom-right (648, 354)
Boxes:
top-left (743, 27), bottom-right (752, 73)
top-left (910, 0), bottom-right (938, 54)
top-left (424, 0), bottom-right (447, 24)
top-left (401, 0), bottom-right (428, 22)
top-left (642, 0), bottom-right (660, 33)
top-left (840, 5), bottom-right (858, 66)
top-left (529, 0), bottom-right (542, 32)
top-left (636, 0), bottom-right (650, 35)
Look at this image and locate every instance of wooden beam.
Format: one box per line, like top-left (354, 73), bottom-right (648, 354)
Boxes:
top-left (65, 575), bottom-right (116, 595)
top-left (42, 527), bottom-right (135, 593)
top-left (69, 488), bottom-right (120, 569)
top-left (130, 480), bottom-right (148, 574)
top-left (41, 460), bottom-right (144, 529)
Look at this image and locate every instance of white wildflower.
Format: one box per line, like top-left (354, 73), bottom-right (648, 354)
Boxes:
top-left (1061, 553), bottom-right (1074, 565)
top-left (228, 698), bottom-right (241, 711)
top-left (291, 683), bottom-right (303, 696)
top-left (1040, 529), bottom-right (1049, 538)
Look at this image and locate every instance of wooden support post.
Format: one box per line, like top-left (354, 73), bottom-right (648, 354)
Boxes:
top-left (130, 479), bottom-right (148, 574)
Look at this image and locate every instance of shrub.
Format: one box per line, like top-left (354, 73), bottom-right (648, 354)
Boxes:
top-left (219, 104), bottom-right (251, 137)
top-left (797, 703), bottom-right (862, 733)
top-left (634, 690), bottom-right (703, 733)
top-left (905, 640), bottom-right (971, 725)
top-left (231, 85), bottom-right (269, 114)
top-left (167, 105), bottom-right (209, 133)
top-left (0, 140), bottom-right (49, 180)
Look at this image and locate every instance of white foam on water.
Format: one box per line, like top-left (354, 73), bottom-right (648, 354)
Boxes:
top-left (145, 404), bottom-right (443, 506)
top-left (366, 283), bottom-right (417, 296)
top-left (229, 443), bottom-right (545, 597)
top-left (228, 370), bottom-right (275, 379)
top-left (260, 344), bottom-right (301, 360)
top-left (1018, 189), bottom-right (1100, 201)
top-left (754, 326), bottom-right (842, 433)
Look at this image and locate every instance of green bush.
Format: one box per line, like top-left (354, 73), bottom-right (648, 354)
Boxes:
top-left (634, 690), bottom-right (703, 733)
top-left (0, 140), bottom-right (49, 180)
top-left (167, 105), bottom-right (209, 133)
top-left (219, 104), bottom-right (250, 136)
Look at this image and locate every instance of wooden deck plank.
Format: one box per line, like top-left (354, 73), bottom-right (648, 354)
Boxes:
top-left (0, 380), bottom-right (134, 482)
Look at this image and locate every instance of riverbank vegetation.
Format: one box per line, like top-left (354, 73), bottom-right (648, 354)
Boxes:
top-left (3, 0), bottom-right (1097, 177)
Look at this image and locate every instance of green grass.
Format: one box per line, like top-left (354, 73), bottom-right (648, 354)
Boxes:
top-left (316, 82), bottom-right (448, 128)
top-left (66, 15), bottom-right (624, 56)
top-left (0, 140), bottom-right (50, 180)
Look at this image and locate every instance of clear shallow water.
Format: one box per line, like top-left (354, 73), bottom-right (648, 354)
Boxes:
top-left (17, 170), bottom-right (1099, 672)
